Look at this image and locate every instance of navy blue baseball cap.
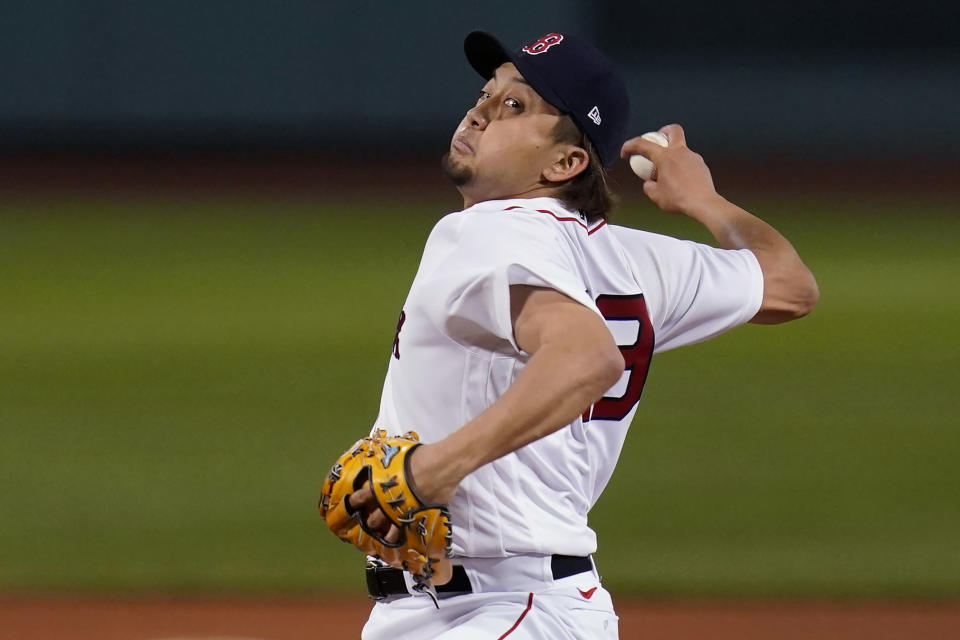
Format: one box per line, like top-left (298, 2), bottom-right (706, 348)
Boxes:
top-left (464, 31), bottom-right (629, 168)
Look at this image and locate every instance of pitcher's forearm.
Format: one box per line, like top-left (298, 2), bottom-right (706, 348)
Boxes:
top-left (688, 195), bottom-right (819, 322)
top-left (685, 195), bottom-right (787, 252)
top-left (416, 339), bottom-right (623, 493)
top-left (622, 126), bottom-right (819, 322)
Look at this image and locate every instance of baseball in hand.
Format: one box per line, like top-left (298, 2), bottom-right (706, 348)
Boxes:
top-left (628, 131), bottom-right (669, 181)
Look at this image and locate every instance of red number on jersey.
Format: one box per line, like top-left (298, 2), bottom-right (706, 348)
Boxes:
top-left (583, 294), bottom-right (655, 422)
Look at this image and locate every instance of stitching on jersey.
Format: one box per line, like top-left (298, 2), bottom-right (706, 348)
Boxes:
top-left (505, 205), bottom-right (603, 235)
top-left (496, 592), bottom-right (534, 639)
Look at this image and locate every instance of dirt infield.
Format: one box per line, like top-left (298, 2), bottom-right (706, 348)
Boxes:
top-left (2, 596), bottom-right (959, 640)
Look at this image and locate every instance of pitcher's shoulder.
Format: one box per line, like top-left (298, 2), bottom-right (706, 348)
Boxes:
top-left (467, 198), bottom-right (610, 239)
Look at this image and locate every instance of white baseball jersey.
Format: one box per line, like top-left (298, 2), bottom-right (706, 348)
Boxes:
top-left (373, 196), bottom-right (763, 559)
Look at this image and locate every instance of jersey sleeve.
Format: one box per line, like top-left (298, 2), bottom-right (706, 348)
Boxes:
top-left (425, 208), bottom-right (599, 353)
top-left (611, 225), bottom-right (764, 353)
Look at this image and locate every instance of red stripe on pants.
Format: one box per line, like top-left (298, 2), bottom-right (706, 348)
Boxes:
top-left (497, 593), bottom-right (534, 639)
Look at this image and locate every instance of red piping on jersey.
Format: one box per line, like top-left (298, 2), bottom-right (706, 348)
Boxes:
top-left (496, 592), bottom-right (534, 639)
top-left (505, 205), bottom-right (603, 235)
top-left (587, 220), bottom-right (607, 235)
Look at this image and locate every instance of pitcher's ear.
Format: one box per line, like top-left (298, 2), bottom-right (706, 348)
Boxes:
top-left (543, 146), bottom-right (589, 184)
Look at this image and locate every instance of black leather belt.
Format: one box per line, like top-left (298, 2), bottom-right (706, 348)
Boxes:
top-left (366, 555), bottom-right (593, 602)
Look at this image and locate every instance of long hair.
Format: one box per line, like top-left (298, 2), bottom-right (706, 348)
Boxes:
top-left (548, 115), bottom-right (617, 222)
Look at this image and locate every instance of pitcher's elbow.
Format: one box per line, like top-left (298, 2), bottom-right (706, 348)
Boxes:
top-left (600, 347), bottom-right (627, 388)
top-left (594, 346), bottom-right (626, 399)
top-left (578, 344), bottom-right (625, 400)
top-left (753, 271), bottom-right (820, 324)
top-left (795, 272), bottom-right (820, 318)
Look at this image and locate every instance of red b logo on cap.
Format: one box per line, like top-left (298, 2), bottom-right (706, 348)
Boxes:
top-left (522, 33), bottom-right (564, 55)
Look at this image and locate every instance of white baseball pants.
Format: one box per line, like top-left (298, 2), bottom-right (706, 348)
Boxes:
top-left (361, 555), bottom-right (619, 640)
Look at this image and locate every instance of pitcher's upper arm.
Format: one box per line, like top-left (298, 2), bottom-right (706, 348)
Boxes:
top-left (510, 285), bottom-right (624, 385)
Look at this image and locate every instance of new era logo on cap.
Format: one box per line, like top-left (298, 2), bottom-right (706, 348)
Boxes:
top-left (587, 106), bottom-right (601, 125)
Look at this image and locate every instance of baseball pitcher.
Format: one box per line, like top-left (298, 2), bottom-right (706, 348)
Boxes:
top-left (320, 30), bottom-right (819, 640)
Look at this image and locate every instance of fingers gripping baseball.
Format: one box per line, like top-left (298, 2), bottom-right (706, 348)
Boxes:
top-left (621, 124), bottom-right (719, 215)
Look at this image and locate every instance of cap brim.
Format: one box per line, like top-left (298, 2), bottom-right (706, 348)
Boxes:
top-left (464, 31), bottom-right (511, 79)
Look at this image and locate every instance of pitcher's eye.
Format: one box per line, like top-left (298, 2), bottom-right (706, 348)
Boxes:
top-left (505, 97), bottom-right (522, 111)
top-left (477, 91), bottom-right (492, 104)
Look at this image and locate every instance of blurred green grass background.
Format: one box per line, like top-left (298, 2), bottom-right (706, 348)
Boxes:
top-left (1, 193), bottom-right (958, 598)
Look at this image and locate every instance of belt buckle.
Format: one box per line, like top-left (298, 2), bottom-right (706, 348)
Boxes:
top-left (365, 558), bottom-right (393, 602)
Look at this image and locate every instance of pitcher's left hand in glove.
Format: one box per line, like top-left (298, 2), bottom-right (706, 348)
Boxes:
top-left (319, 429), bottom-right (453, 597)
